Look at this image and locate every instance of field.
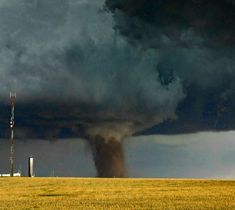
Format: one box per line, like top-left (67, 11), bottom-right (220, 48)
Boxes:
top-left (0, 178), bottom-right (235, 209)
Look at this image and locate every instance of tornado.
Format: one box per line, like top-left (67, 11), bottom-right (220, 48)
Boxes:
top-left (84, 122), bottom-right (135, 177)
top-left (89, 136), bottom-right (127, 178)
top-left (1, 0), bottom-right (235, 178)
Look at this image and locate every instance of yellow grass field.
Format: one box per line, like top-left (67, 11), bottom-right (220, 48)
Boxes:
top-left (0, 178), bottom-right (235, 209)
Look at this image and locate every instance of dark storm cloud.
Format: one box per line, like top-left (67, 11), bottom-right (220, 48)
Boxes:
top-left (0, 0), bottom-right (184, 139)
top-left (0, 0), bottom-right (234, 136)
top-left (0, 0), bottom-right (185, 177)
top-left (106, 0), bottom-right (235, 134)
top-left (105, 0), bottom-right (235, 48)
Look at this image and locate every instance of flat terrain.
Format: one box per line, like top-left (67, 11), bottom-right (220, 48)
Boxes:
top-left (0, 178), bottom-right (235, 209)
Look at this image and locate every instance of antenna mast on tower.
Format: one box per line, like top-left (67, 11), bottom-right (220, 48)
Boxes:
top-left (9, 92), bottom-right (16, 177)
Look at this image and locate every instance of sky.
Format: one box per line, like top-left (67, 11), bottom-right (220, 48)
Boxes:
top-left (1, 132), bottom-right (235, 178)
top-left (0, 0), bottom-right (235, 177)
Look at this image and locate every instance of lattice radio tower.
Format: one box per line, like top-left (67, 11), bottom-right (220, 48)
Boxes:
top-left (9, 92), bottom-right (16, 177)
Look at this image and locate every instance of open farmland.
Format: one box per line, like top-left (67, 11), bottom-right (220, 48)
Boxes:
top-left (0, 178), bottom-right (235, 209)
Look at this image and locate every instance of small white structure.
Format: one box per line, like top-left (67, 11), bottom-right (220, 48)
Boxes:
top-left (0, 174), bottom-right (10, 177)
top-left (28, 157), bottom-right (34, 177)
top-left (0, 171), bottom-right (21, 177)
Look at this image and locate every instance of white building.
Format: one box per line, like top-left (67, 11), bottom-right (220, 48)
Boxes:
top-left (0, 172), bottom-right (21, 177)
